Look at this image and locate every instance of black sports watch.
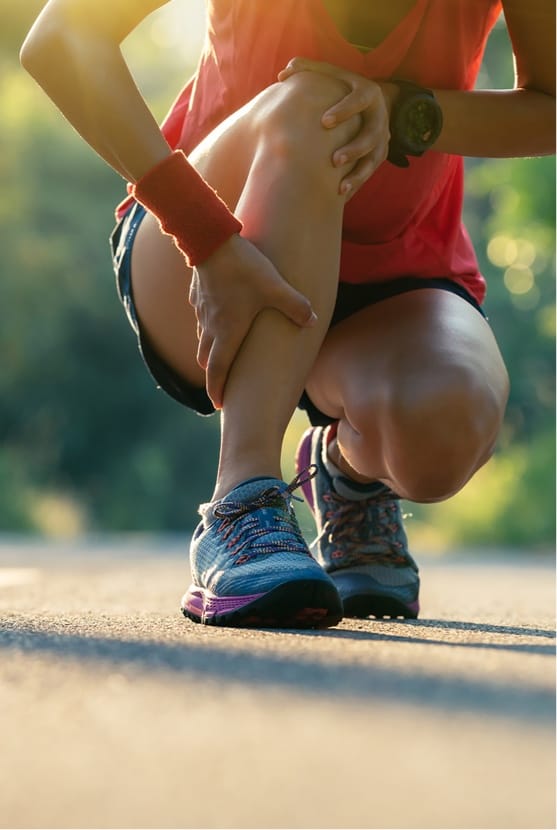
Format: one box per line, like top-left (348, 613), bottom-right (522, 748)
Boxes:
top-left (387, 79), bottom-right (443, 168)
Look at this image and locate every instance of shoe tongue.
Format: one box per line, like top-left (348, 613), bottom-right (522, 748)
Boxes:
top-left (201, 477), bottom-right (285, 523)
top-left (332, 475), bottom-right (391, 502)
top-left (227, 476), bottom-right (284, 502)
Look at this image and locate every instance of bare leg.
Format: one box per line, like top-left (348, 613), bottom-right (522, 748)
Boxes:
top-left (130, 73), bottom-right (508, 510)
top-left (289, 288), bottom-right (508, 620)
top-left (131, 73), bottom-right (361, 498)
top-left (305, 288), bottom-right (510, 502)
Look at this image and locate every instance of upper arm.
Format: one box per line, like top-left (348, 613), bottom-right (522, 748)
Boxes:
top-left (22, 0), bottom-right (171, 51)
top-left (502, 0), bottom-right (556, 96)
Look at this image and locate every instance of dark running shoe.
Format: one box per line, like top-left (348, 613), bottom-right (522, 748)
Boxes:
top-left (295, 426), bottom-right (420, 619)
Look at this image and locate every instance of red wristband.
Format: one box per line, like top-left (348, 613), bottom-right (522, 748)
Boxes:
top-left (132, 150), bottom-right (243, 267)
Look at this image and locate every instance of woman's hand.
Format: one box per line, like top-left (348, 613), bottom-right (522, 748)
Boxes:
top-left (278, 58), bottom-right (395, 198)
top-left (190, 234), bottom-right (317, 409)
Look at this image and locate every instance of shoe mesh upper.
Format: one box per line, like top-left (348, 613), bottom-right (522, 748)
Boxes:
top-left (300, 428), bottom-right (419, 588)
top-left (190, 474), bottom-right (333, 597)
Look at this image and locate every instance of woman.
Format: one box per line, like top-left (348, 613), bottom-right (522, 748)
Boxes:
top-left (20, 0), bottom-right (555, 628)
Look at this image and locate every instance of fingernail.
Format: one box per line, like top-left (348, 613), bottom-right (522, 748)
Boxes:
top-left (335, 153), bottom-right (348, 166)
top-left (323, 114), bottom-right (336, 127)
top-left (341, 181), bottom-right (352, 195)
top-left (309, 311), bottom-right (318, 325)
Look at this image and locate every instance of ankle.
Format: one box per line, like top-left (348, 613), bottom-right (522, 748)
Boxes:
top-left (213, 463), bottom-right (282, 502)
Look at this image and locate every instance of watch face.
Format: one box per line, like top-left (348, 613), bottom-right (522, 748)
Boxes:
top-left (399, 94), bottom-right (443, 154)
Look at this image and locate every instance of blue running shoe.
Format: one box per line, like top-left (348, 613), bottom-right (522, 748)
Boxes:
top-left (181, 471), bottom-right (343, 628)
top-left (296, 426), bottom-right (420, 619)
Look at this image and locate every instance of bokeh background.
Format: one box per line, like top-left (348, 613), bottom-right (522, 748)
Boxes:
top-left (1, 1), bottom-right (555, 552)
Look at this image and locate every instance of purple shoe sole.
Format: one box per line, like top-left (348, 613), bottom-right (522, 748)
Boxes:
top-left (182, 586), bottom-right (266, 619)
top-left (181, 579), bottom-right (343, 629)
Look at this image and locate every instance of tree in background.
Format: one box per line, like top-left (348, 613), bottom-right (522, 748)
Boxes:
top-left (1, 2), bottom-right (221, 532)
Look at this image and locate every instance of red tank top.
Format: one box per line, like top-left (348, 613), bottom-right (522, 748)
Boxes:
top-left (117, 0), bottom-right (503, 302)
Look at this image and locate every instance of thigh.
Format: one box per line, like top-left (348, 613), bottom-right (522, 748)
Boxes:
top-left (306, 287), bottom-right (510, 496)
top-left (306, 287), bottom-right (509, 431)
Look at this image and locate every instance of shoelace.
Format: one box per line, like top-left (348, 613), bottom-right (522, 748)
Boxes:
top-left (311, 488), bottom-right (414, 569)
top-left (213, 467), bottom-right (317, 565)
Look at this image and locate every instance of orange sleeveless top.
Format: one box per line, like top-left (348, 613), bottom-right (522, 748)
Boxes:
top-left (117, 0), bottom-right (503, 302)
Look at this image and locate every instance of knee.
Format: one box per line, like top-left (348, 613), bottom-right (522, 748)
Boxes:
top-left (353, 364), bottom-right (509, 502)
top-left (254, 72), bottom-right (361, 178)
top-left (389, 365), bottom-right (509, 501)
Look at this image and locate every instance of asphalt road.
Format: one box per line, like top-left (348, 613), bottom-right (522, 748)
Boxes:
top-left (0, 537), bottom-right (554, 830)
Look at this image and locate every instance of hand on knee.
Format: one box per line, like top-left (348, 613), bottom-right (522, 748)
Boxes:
top-left (254, 72), bottom-right (362, 195)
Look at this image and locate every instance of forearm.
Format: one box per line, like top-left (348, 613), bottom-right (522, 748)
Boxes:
top-left (432, 87), bottom-right (555, 158)
top-left (21, 9), bottom-right (244, 269)
top-left (20, 24), bottom-right (170, 181)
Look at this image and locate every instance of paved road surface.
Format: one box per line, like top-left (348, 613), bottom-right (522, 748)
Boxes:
top-left (0, 537), bottom-right (554, 829)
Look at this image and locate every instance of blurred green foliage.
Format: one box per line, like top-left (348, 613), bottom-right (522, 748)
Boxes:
top-left (0, 5), bottom-right (554, 546)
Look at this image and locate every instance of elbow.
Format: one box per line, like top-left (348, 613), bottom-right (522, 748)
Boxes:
top-left (20, 9), bottom-right (82, 81)
top-left (20, 33), bottom-right (40, 74)
top-left (20, 21), bottom-right (62, 78)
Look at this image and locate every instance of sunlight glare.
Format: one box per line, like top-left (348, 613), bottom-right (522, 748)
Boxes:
top-left (149, 0), bottom-right (206, 53)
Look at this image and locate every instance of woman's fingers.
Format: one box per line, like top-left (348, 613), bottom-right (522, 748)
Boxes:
top-left (205, 340), bottom-right (226, 409)
top-left (205, 328), bottom-right (247, 410)
top-left (278, 56), bottom-right (351, 83)
top-left (279, 58), bottom-right (359, 124)
top-left (341, 144), bottom-right (390, 198)
top-left (329, 106), bottom-right (390, 195)
top-left (333, 113), bottom-right (389, 167)
top-left (279, 57), bottom-right (383, 125)
top-left (199, 279), bottom-right (317, 407)
top-left (322, 86), bottom-right (380, 126)
top-left (196, 329), bottom-right (212, 370)
top-left (263, 269), bottom-right (317, 327)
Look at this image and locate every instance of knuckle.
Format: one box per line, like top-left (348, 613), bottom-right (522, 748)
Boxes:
top-left (354, 164), bottom-right (371, 185)
top-left (353, 88), bottom-right (370, 108)
top-left (346, 142), bottom-right (365, 163)
top-left (361, 107), bottom-right (374, 125)
top-left (289, 56), bottom-right (306, 69)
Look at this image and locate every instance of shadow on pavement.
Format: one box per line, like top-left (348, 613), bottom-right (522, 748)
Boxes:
top-left (307, 618), bottom-right (555, 654)
top-left (0, 618), bottom-right (554, 725)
